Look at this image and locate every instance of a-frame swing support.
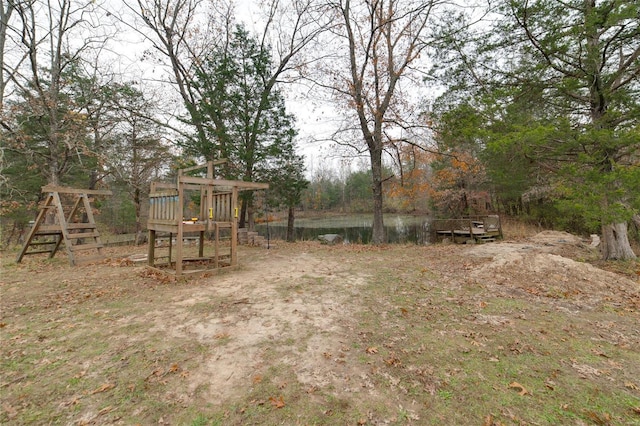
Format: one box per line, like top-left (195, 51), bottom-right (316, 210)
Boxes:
top-left (16, 186), bottom-right (112, 266)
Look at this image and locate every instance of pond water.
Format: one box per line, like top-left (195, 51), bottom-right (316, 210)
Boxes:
top-left (255, 214), bottom-right (432, 245)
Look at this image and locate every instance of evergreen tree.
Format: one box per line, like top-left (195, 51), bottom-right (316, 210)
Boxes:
top-left (190, 25), bottom-right (303, 230)
top-left (267, 150), bottom-right (308, 242)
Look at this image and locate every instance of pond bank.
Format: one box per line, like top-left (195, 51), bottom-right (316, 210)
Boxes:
top-left (256, 213), bottom-right (431, 244)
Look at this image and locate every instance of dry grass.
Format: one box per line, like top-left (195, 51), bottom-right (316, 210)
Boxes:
top-left (500, 216), bottom-right (545, 240)
top-left (1, 239), bottom-right (639, 425)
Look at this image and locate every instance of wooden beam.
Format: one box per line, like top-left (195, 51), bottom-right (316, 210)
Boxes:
top-left (178, 159), bottom-right (228, 175)
top-left (151, 182), bottom-right (177, 190)
top-left (178, 175), bottom-right (269, 190)
top-left (42, 186), bottom-right (112, 196)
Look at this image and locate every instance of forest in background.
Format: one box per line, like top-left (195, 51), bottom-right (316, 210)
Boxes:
top-left (1, 0), bottom-right (638, 258)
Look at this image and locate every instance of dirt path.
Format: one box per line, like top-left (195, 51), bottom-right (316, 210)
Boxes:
top-left (139, 247), bottom-right (371, 403)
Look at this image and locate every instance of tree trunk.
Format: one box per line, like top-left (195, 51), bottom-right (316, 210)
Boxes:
top-left (601, 222), bottom-right (637, 260)
top-left (247, 198), bottom-right (255, 231)
top-left (239, 199), bottom-right (246, 229)
top-left (370, 148), bottom-right (385, 244)
top-left (286, 206), bottom-right (295, 242)
top-left (134, 187), bottom-right (143, 245)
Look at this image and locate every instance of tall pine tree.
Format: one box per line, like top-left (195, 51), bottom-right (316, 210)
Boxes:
top-left (189, 25), bottom-right (305, 230)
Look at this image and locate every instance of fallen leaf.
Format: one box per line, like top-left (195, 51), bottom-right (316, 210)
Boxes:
top-left (62, 398), bottom-right (80, 407)
top-left (483, 414), bottom-right (493, 426)
top-left (98, 406), bottom-right (113, 416)
top-left (269, 395), bottom-right (285, 409)
top-left (90, 383), bottom-right (115, 394)
top-left (366, 347), bottom-right (378, 354)
top-left (384, 356), bottom-right (401, 366)
top-left (253, 375), bottom-right (262, 384)
top-left (625, 382), bottom-right (639, 390)
top-left (591, 349), bottom-right (609, 358)
top-left (586, 410), bottom-right (611, 425)
top-left (145, 369), bottom-right (162, 381)
top-left (2, 402), bottom-right (17, 419)
top-left (508, 382), bottom-right (529, 396)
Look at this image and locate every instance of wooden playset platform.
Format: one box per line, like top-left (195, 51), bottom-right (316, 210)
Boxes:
top-left (431, 216), bottom-right (502, 244)
top-left (147, 161), bottom-right (268, 276)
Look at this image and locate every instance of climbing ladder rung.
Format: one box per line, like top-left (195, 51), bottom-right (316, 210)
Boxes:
top-left (66, 223), bottom-right (97, 230)
top-left (27, 240), bottom-right (58, 246)
top-left (23, 249), bottom-right (56, 255)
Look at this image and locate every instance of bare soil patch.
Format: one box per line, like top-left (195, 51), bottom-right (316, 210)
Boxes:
top-left (1, 232), bottom-right (639, 425)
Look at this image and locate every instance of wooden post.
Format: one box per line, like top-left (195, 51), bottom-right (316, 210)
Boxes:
top-left (16, 194), bottom-right (54, 263)
top-left (231, 186), bottom-right (238, 266)
top-left (81, 194), bottom-right (105, 257)
top-left (176, 180), bottom-right (184, 276)
top-left (214, 223), bottom-right (219, 268)
top-left (148, 230), bottom-right (156, 267)
top-left (53, 191), bottom-right (75, 265)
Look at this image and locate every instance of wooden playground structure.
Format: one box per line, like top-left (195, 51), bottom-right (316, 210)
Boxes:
top-left (147, 161), bottom-right (268, 276)
top-left (17, 186), bottom-right (112, 265)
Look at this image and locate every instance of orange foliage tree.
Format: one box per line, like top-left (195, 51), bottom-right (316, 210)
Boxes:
top-left (428, 150), bottom-right (490, 217)
top-left (386, 145), bottom-right (434, 212)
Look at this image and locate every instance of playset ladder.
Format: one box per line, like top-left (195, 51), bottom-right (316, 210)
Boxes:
top-left (16, 186), bottom-right (112, 266)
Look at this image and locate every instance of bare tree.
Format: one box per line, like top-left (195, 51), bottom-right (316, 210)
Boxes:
top-left (117, 0), bottom-right (329, 158)
top-left (0, 0), bottom-right (15, 115)
top-left (3, 0), bottom-right (113, 186)
top-left (107, 83), bottom-right (172, 244)
top-left (319, 0), bottom-right (444, 244)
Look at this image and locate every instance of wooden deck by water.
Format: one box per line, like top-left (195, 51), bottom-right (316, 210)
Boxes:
top-left (431, 216), bottom-right (502, 244)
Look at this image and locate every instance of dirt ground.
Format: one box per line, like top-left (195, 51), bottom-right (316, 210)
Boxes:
top-left (1, 231), bottom-right (639, 425)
